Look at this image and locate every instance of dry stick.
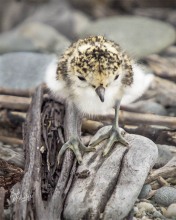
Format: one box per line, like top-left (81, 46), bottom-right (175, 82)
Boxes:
top-left (12, 86), bottom-right (77, 220)
top-left (0, 136), bottom-right (23, 145)
top-left (146, 156), bottom-right (176, 184)
top-left (1, 98), bottom-right (176, 128)
top-left (0, 87), bottom-right (34, 97)
top-left (12, 85), bottom-right (44, 220)
top-left (49, 101), bottom-right (77, 220)
top-left (0, 84), bottom-right (48, 98)
top-left (0, 101), bottom-right (29, 112)
top-left (100, 111), bottom-right (176, 128)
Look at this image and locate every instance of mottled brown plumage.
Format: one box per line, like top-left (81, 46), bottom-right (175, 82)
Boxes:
top-left (56, 36), bottom-right (133, 89)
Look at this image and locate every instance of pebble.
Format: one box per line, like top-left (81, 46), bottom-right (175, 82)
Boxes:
top-left (0, 142), bottom-right (24, 168)
top-left (137, 202), bottom-right (156, 212)
top-left (127, 100), bottom-right (167, 116)
top-left (23, 0), bottom-right (74, 38)
top-left (0, 22), bottom-right (70, 54)
top-left (139, 184), bottom-right (152, 199)
top-left (164, 203), bottom-right (176, 218)
top-left (72, 10), bottom-right (91, 37)
top-left (0, 52), bottom-right (55, 89)
top-left (153, 186), bottom-right (176, 207)
top-left (81, 16), bottom-right (176, 58)
top-left (154, 145), bottom-right (174, 168)
top-left (134, 201), bottom-right (166, 219)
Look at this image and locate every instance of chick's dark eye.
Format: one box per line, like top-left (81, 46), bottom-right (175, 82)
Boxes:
top-left (78, 76), bottom-right (86, 81)
top-left (114, 75), bottom-right (119, 80)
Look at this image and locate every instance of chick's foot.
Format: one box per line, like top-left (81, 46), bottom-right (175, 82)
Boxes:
top-left (89, 127), bottom-right (128, 156)
top-left (57, 137), bottom-right (95, 165)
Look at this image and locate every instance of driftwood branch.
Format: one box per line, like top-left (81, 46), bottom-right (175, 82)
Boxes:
top-left (11, 85), bottom-right (77, 220)
top-left (0, 87), bottom-right (34, 98)
top-left (0, 136), bottom-right (23, 146)
top-left (0, 93), bottom-right (31, 112)
top-left (146, 156), bottom-right (176, 185)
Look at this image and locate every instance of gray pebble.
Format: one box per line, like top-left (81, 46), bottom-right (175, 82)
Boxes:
top-left (81, 16), bottom-right (176, 58)
top-left (0, 52), bottom-right (55, 90)
top-left (0, 22), bottom-right (70, 54)
top-left (138, 184), bottom-right (152, 199)
top-left (154, 145), bottom-right (174, 168)
top-left (153, 186), bottom-right (176, 207)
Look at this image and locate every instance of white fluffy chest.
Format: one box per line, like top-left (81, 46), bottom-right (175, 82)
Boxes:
top-left (73, 86), bottom-right (120, 116)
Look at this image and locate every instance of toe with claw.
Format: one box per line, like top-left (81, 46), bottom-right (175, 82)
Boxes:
top-left (89, 127), bottom-right (128, 156)
top-left (57, 137), bottom-right (95, 165)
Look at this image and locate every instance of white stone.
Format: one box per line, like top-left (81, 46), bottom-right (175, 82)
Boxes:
top-left (165, 203), bottom-right (176, 218)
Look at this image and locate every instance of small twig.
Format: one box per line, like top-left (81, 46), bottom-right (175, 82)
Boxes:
top-left (146, 157), bottom-right (176, 184)
top-left (0, 87), bottom-right (34, 97)
top-left (98, 110), bottom-right (176, 129)
top-left (157, 176), bottom-right (170, 187)
top-left (0, 101), bottom-right (29, 112)
top-left (0, 136), bottom-right (23, 145)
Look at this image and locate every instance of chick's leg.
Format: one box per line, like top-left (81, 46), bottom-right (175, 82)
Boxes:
top-left (89, 100), bottom-right (128, 156)
top-left (57, 102), bottom-right (94, 165)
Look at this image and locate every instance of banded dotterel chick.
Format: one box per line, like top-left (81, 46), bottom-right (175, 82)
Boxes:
top-left (45, 35), bottom-right (153, 164)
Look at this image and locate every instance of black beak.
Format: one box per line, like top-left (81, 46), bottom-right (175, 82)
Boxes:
top-left (95, 86), bottom-right (105, 102)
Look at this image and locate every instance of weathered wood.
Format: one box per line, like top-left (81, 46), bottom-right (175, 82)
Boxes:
top-left (144, 76), bottom-right (176, 106)
top-left (0, 101), bottom-right (29, 112)
top-left (0, 87), bottom-right (34, 97)
top-left (145, 54), bottom-right (176, 82)
top-left (0, 136), bottom-right (23, 146)
top-left (64, 126), bottom-right (158, 220)
top-left (0, 187), bottom-right (5, 220)
top-left (146, 156), bottom-right (176, 184)
top-left (11, 86), bottom-right (77, 220)
top-left (11, 85), bottom-right (43, 220)
top-left (98, 110), bottom-right (176, 128)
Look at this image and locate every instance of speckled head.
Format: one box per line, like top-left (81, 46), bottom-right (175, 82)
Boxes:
top-left (56, 35), bottom-right (133, 103)
top-left (68, 36), bottom-right (125, 88)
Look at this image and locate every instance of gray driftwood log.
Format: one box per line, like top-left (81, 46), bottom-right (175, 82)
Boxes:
top-left (10, 85), bottom-right (158, 220)
top-left (64, 126), bottom-right (158, 220)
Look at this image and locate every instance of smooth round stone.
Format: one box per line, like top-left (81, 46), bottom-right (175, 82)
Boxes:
top-left (137, 202), bottom-right (155, 212)
top-left (154, 145), bottom-right (174, 169)
top-left (153, 186), bottom-right (176, 207)
top-left (0, 22), bottom-right (70, 54)
top-left (81, 16), bottom-right (176, 58)
top-left (138, 184), bottom-right (152, 199)
top-left (165, 203), bottom-right (176, 218)
top-left (0, 52), bottom-right (55, 89)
